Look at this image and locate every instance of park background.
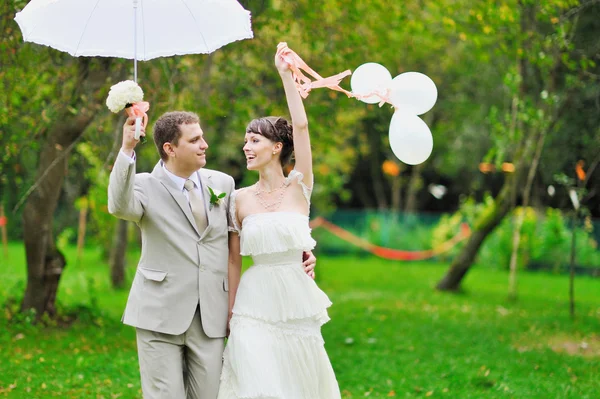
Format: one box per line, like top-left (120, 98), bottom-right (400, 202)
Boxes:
top-left (1, 0), bottom-right (599, 398)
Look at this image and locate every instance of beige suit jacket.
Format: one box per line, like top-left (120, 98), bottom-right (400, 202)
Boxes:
top-left (108, 153), bottom-right (235, 337)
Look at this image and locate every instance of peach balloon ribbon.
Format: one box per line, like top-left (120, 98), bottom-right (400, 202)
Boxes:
top-left (365, 87), bottom-right (393, 108)
top-left (276, 43), bottom-right (392, 107)
top-left (125, 101), bottom-right (150, 128)
top-left (277, 42), bottom-right (353, 99)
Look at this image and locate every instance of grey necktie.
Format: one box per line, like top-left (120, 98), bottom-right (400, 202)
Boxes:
top-left (184, 179), bottom-right (208, 233)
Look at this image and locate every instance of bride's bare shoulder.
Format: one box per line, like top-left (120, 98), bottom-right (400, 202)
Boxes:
top-left (234, 185), bottom-right (255, 202)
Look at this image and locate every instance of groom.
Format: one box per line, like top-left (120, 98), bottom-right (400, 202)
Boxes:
top-left (108, 112), bottom-right (316, 399)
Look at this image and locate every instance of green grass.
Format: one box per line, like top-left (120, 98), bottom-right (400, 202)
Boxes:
top-left (1, 241), bottom-right (599, 398)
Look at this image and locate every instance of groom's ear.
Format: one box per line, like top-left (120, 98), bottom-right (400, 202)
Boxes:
top-left (163, 142), bottom-right (175, 158)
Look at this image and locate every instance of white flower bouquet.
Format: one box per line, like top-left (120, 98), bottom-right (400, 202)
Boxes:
top-left (106, 80), bottom-right (150, 142)
top-left (106, 80), bottom-right (144, 112)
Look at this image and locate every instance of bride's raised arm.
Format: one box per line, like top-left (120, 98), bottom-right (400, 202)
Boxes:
top-left (275, 44), bottom-right (313, 188)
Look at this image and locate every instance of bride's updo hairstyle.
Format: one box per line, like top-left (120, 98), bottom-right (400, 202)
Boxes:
top-left (246, 116), bottom-right (294, 167)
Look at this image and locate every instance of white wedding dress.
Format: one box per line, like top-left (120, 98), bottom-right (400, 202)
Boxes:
top-left (217, 171), bottom-right (341, 399)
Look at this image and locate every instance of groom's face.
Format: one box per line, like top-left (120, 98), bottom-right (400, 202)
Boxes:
top-left (172, 123), bottom-right (208, 170)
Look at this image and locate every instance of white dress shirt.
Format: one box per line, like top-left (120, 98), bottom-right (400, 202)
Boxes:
top-left (119, 150), bottom-right (205, 202)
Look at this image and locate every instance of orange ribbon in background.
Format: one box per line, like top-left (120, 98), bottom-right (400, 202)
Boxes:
top-left (309, 217), bottom-right (471, 261)
top-left (125, 101), bottom-right (150, 128)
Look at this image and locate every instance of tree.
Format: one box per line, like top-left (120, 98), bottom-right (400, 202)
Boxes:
top-left (21, 58), bottom-right (116, 315)
top-left (436, 0), bottom-right (599, 291)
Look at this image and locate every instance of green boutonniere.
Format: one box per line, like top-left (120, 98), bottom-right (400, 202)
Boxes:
top-left (207, 186), bottom-right (226, 209)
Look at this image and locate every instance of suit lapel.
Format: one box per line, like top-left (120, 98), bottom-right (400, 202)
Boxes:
top-left (151, 162), bottom-right (201, 237)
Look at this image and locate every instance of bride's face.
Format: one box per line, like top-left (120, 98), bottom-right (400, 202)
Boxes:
top-left (243, 132), bottom-right (281, 170)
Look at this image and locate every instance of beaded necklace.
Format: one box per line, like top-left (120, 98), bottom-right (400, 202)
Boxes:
top-left (254, 179), bottom-right (289, 210)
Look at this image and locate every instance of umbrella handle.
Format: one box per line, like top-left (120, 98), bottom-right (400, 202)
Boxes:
top-left (134, 117), bottom-right (142, 140)
top-left (126, 103), bottom-right (149, 141)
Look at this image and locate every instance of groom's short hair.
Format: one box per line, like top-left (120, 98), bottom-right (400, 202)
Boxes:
top-left (153, 111), bottom-right (200, 161)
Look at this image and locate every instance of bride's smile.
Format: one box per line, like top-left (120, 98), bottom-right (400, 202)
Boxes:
top-left (243, 132), bottom-right (282, 170)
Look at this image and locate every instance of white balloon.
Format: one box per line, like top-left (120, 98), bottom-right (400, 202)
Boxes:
top-left (350, 62), bottom-right (392, 104)
top-left (389, 111), bottom-right (433, 165)
top-left (389, 72), bottom-right (437, 115)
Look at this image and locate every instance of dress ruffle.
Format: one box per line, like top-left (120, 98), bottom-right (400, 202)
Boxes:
top-left (232, 263), bottom-right (331, 324)
top-left (240, 213), bottom-right (316, 256)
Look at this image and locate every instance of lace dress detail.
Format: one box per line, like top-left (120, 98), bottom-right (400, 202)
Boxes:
top-left (286, 169), bottom-right (313, 206)
top-left (218, 173), bottom-right (341, 399)
top-left (228, 190), bottom-right (242, 234)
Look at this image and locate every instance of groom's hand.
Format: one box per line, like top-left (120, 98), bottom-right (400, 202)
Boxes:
top-left (303, 251), bottom-right (317, 280)
top-left (227, 310), bottom-right (233, 337)
top-left (121, 116), bottom-right (146, 156)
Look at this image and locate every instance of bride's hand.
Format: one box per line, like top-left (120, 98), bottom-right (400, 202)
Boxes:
top-left (227, 310), bottom-right (233, 337)
top-left (303, 251), bottom-right (317, 280)
top-left (275, 43), bottom-right (291, 75)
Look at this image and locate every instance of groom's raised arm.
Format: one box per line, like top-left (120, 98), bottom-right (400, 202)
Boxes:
top-left (108, 117), bottom-right (148, 222)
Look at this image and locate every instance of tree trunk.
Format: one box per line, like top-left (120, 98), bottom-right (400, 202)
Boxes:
top-left (76, 201), bottom-right (88, 265)
top-left (569, 213), bottom-right (576, 319)
top-left (0, 204), bottom-right (7, 258)
top-left (371, 156), bottom-right (388, 210)
top-left (41, 237), bottom-right (66, 316)
top-left (110, 219), bottom-right (129, 288)
top-left (507, 212), bottom-right (524, 300)
top-left (508, 127), bottom-right (547, 300)
top-left (21, 216), bottom-right (67, 316)
top-left (404, 164), bottom-right (423, 213)
top-left (21, 58), bottom-right (113, 317)
top-left (436, 179), bottom-right (514, 291)
top-left (436, 114), bottom-right (550, 292)
top-left (21, 127), bottom-right (74, 315)
top-left (391, 175), bottom-right (402, 212)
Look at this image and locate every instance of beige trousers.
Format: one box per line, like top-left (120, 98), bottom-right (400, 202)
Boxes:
top-left (136, 307), bottom-right (225, 399)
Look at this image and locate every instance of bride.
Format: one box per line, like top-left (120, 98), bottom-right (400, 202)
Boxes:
top-left (217, 44), bottom-right (341, 399)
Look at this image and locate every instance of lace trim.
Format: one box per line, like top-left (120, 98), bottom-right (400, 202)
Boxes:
top-left (286, 169), bottom-right (313, 205)
top-left (229, 190), bottom-right (242, 234)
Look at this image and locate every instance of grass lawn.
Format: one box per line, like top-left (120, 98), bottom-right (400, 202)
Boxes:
top-left (1, 241), bottom-right (599, 398)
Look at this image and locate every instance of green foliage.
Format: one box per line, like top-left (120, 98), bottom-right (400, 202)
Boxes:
top-left (75, 142), bottom-right (115, 258)
top-left (529, 210), bottom-right (600, 269)
top-left (432, 203), bottom-right (600, 269)
top-left (431, 196), bottom-right (500, 260)
top-left (532, 208), bottom-right (571, 270)
top-left (56, 227), bottom-right (76, 250)
top-left (479, 207), bottom-right (540, 270)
